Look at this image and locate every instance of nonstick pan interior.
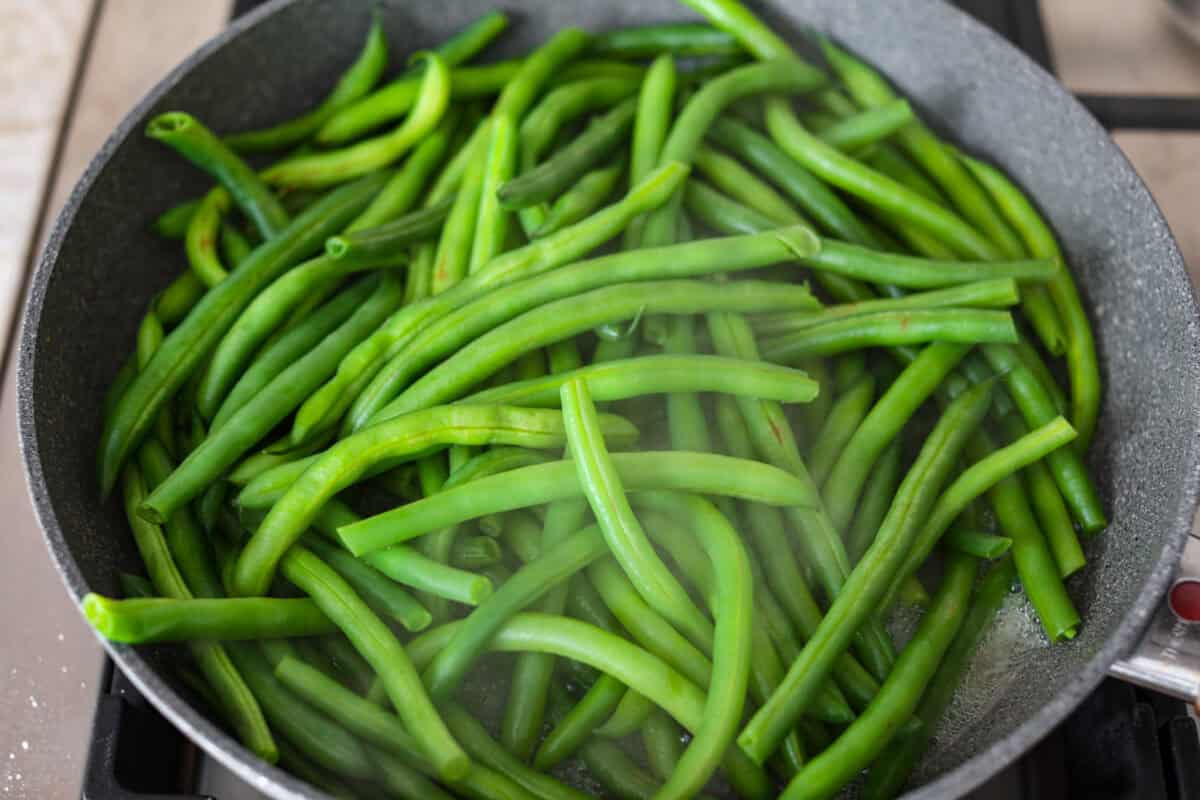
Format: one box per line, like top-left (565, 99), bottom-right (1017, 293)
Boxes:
top-left (17, 1), bottom-right (1200, 797)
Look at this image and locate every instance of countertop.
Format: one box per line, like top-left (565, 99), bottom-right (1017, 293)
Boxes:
top-left (2, 1), bottom-right (1199, 798)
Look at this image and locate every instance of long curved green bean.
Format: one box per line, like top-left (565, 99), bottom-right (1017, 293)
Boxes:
top-left (98, 171), bottom-right (388, 497)
top-left (262, 54), bottom-right (450, 188)
top-left (146, 112), bottom-right (290, 239)
top-left (534, 676), bottom-right (627, 770)
top-left (981, 343), bottom-right (1105, 533)
top-left (465, 354), bottom-right (818, 408)
top-left (225, 15), bottom-right (388, 152)
top-left (780, 553), bottom-right (977, 800)
top-left (230, 405), bottom-right (636, 596)
top-left (291, 161), bottom-right (688, 446)
top-left (185, 188), bottom-right (231, 289)
top-left (961, 152), bottom-right (1101, 448)
top-left (317, 61), bottom-right (522, 145)
top-left (277, 545), bottom-right (468, 781)
top-left (822, 342), bottom-right (971, 530)
top-left (83, 594), bottom-right (335, 643)
top-left (499, 98), bottom-right (637, 211)
top-left (562, 378), bottom-right (713, 653)
top-left (739, 379), bottom-right (992, 764)
top-left (864, 559), bottom-right (1016, 800)
top-left (140, 273), bottom-right (403, 523)
top-left (808, 374), bottom-right (875, 485)
top-left (337, 451), bottom-right (822, 556)
top-left (347, 223), bottom-right (816, 431)
top-left (120, 466), bottom-right (275, 761)
top-left (890, 417), bottom-right (1079, 611)
top-left (369, 279), bottom-right (819, 427)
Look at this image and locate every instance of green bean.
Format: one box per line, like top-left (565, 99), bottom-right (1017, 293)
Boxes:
top-left (780, 553), bottom-right (977, 799)
top-left (642, 59), bottom-right (828, 245)
top-left (198, 253), bottom-right (402, 420)
top-left (945, 527), bottom-right (1013, 560)
top-left (704, 309), bottom-right (896, 680)
top-left (231, 406), bottom-right (635, 596)
top-left (499, 98), bottom-right (636, 211)
top-left (1014, 337), bottom-right (1068, 414)
top-left (469, 114), bottom-right (519, 271)
top-left (292, 161), bottom-right (688, 445)
top-left (415, 9), bottom-right (511, 71)
top-left (499, 511), bottom-right (543, 563)
top-left (442, 705), bottom-right (586, 800)
top-left (452, 536), bottom-right (503, 569)
top-left (263, 54), bottom-right (450, 188)
top-left (643, 709), bottom-right (686, 781)
top-left (119, 571), bottom-right (155, 599)
top-left (579, 737), bottom-right (663, 800)
top-left (277, 546), bottom-right (468, 780)
top-left (345, 111), bottom-right (460, 234)
top-left (152, 271), bottom-right (207, 327)
top-left (587, 558), bottom-right (712, 689)
top-left (535, 677), bottom-right (627, 770)
top-left (521, 78), bottom-right (642, 170)
top-left (890, 418), bottom-right (1080, 614)
top-left (755, 279), bottom-right (1022, 338)
top-left (845, 438), bottom-right (903, 563)
top-left (226, 642), bottom-right (375, 778)
top-left (431, 129), bottom-right (489, 295)
top-left (119, 467), bottom-right (275, 760)
top-left (140, 273), bottom-right (402, 522)
top-left (864, 559), bottom-right (1016, 800)
top-left (154, 199), bottom-right (199, 239)
top-left (349, 224), bottom-right (817, 430)
top-left (422, 523), bottom-right (607, 700)
top-left (1014, 418), bottom-right (1087, 578)
top-left (137, 440), bottom-right (223, 598)
top-left (327, 198), bottom-right (453, 265)
top-left (694, 144), bottom-right (806, 226)
top-left (274, 740), bottom-right (358, 800)
top-left (318, 61), bottom-right (521, 145)
top-left (185, 189), bottom-right (231, 289)
top-left (677, 0), bottom-right (794, 61)
top-left (762, 310), bottom-right (1016, 361)
top-left (212, 278), bottom-right (375, 431)
top-left (708, 117), bottom-right (882, 247)
top-left (536, 158), bottom-right (625, 237)
top-left (220, 223), bottom-right (253, 267)
top-left (961, 154), bottom-right (1100, 446)
top-left (467, 354), bottom-right (818, 410)
top-left (819, 342), bottom-right (970, 529)
top-left (370, 279), bottom-right (817, 426)
top-left (807, 374), bottom-right (875, 485)
top-left (99, 172), bottom-right (388, 496)
top-left (83, 593), bottom-right (334, 643)
top-left (337, 450), bottom-right (822, 556)
top-left (361, 545), bottom-right (493, 606)
top-left (817, 99), bottom-right (914, 152)
top-left (625, 53), bottom-right (677, 248)
top-left (225, 15), bottom-right (387, 152)
top-left (739, 379), bottom-right (993, 764)
top-left (302, 536), bottom-right (431, 632)
top-left (712, 394), bottom-right (883, 711)
top-left (981, 343), bottom-right (1105, 532)
top-left (592, 22), bottom-right (741, 57)
top-left (963, 431), bottom-right (1080, 642)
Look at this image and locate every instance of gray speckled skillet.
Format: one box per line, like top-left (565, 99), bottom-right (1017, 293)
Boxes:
top-left (16, 0), bottom-right (1200, 797)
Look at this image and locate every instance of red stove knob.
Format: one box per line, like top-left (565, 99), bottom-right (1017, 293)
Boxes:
top-left (1168, 579), bottom-right (1200, 623)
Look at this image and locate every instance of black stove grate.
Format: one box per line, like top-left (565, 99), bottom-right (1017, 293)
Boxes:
top-left (79, 1), bottom-right (1200, 797)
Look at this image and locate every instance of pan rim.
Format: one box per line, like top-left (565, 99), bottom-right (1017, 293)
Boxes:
top-left (15, 0), bottom-right (1200, 798)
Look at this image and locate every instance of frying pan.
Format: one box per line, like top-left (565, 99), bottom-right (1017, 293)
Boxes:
top-left (16, 0), bottom-right (1200, 797)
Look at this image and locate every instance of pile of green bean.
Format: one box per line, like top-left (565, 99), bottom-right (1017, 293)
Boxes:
top-left (86, 1), bottom-right (1104, 797)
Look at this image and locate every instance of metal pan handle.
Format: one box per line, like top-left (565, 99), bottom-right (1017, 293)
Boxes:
top-left (1109, 531), bottom-right (1200, 712)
